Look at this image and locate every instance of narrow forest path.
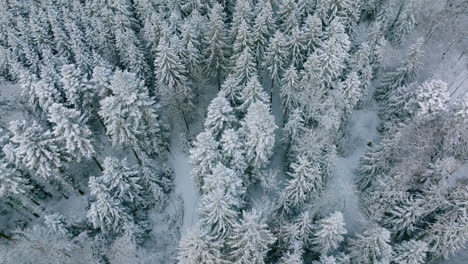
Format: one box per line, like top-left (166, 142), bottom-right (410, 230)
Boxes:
top-left (322, 101), bottom-right (380, 234)
top-left (169, 123), bottom-right (199, 234)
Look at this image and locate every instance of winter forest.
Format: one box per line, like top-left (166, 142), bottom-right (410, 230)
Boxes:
top-left (0, 0), bottom-right (468, 263)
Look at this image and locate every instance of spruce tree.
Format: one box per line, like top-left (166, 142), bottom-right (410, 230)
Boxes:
top-left (204, 3), bottom-right (229, 89)
top-left (238, 75), bottom-right (269, 112)
top-left (190, 131), bottom-right (221, 191)
top-left (204, 91), bottom-right (236, 137)
top-left (348, 226), bottom-right (393, 264)
top-left (312, 212), bottom-right (347, 254)
top-left (263, 31), bottom-right (287, 91)
top-left (283, 155), bottom-right (323, 208)
top-left (177, 228), bottom-right (224, 264)
top-left (48, 103), bottom-right (95, 162)
top-left (232, 47), bottom-right (257, 87)
top-left (228, 210), bottom-right (276, 264)
top-left (393, 240), bottom-right (428, 264)
top-left (241, 102), bottom-right (277, 171)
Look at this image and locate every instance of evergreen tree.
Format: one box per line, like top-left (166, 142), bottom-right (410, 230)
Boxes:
top-left (415, 80), bottom-right (449, 118)
top-left (286, 27), bottom-right (306, 68)
top-left (389, 0), bottom-right (418, 44)
top-left (221, 74), bottom-right (242, 106)
top-left (301, 14), bottom-right (324, 56)
top-left (5, 120), bottom-right (67, 180)
top-left (283, 155), bottom-right (323, 208)
top-left (232, 47), bottom-right (257, 87)
top-left (312, 211), bottom-right (347, 254)
top-left (339, 72), bottom-right (363, 117)
top-left (0, 161), bottom-right (31, 199)
top-left (99, 71), bottom-right (165, 157)
top-left (154, 37), bottom-right (193, 117)
top-left (283, 108), bottom-right (307, 145)
top-left (198, 187), bottom-right (238, 238)
top-left (228, 210), bottom-right (276, 264)
top-left (92, 157), bottom-right (144, 206)
top-left (252, 0), bottom-right (275, 64)
top-left (393, 240), bottom-right (428, 264)
top-left (202, 163), bottom-right (245, 208)
top-left (277, 0), bottom-right (299, 35)
top-left (220, 128), bottom-right (248, 175)
top-left (204, 91), bottom-right (236, 137)
top-left (281, 64), bottom-right (301, 116)
top-left (232, 19), bottom-right (254, 60)
top-left (48, 103), bottom-right (95, 161)
top-left (177, 228), bottom-right (224, 264)
top-left (348, 226), bottom-right (393, 264)
top-left (238, 75), bottom-right (269, 112)
top-left (241, 102), bottom-right (277, 171)
top-left (263, 31), bottom-right (287, 89)
top-left (279, 240), bottom-right (304, 264)
top-left (204, 3), bottom-right (229, 88)
top-left (60, 64), bottom-right (90, 112)
top-left (190, 131), bottom-right (221, 191)
top-left (377, 39), bottom-right (423, 101)
top-left (87, 187), bottom-right (133, 234)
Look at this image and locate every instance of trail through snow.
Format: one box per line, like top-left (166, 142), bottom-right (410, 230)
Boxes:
top-left (322, 105), bottom-right (380, 234)
top-left (169, 130), bottom-right (198, 234)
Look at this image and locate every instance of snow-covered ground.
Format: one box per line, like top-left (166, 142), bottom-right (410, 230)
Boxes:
top-left (169, 132), bottom-right (199, 234)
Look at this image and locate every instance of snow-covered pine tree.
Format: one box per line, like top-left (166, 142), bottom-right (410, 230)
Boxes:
top-left (154, 37), bottom-right (193, 120)
top-left (90, 66), bottom-right (113, 99)
top-left (92, 157), bottom-right (144, 207)
top-left (204, 3), bottom-right (229, 89)
top-left (221, 74), bottom-right (242, 107)
top-left (376, 38), bottom-right (423, 101)
top-left (232, 19), bottom-right (254, 60)
top-left (281, 64), bottom-right (301, 116)
top-left (263, 31), bottom-right (287, 93)
top-left (301, 14), bottom-right (324, 56)
top-left (198, 187), bottom-right (238, 238)
top-left (279, 240), bottom-right (304, 264)
top-left (228, 209), bottom-right (276, 264)
top-left (348, 226), bottom-right (393, 264)
top-left (415, 80), bottom-right (449, 119)
top-left (312, 211), bottom-right (347, 254)
top-left (87, 186), bottom-right (133, 234)
top-left (190, 131), bottom-right (221, 191)
top-left (393, 240), bottom-right (428, 264)
top-left (286, 27), bottom-right (306, 68)
top-left (241, 101), bottom-right (277, 172)
top-left (60, 64), bottom-right (89, 111)
top-left (283, 108), bottom-right (307, 146)
top-left (177, 227), bottom-right (224, 264)
top-left (232, 47), bottom-right (257, 87)
top-left (283, 155), bottom-right (323, 209)
top-left (231, 0), bottom-right (253, 37)
top-left (202, 163), bottom-right (246, 208)
top-left (388, 0), bottom-right (418, 45)
top-left (252, 0), bottom-right (275, 65)
top-left (220, 128), bottom-right (248, 175)
top-left (48, 103), bottom-right (95, 162)
top-left (99, 70), bottom-right (165, 158)
top-left (277, 0), bottom-right (299, 35)
top-left (204, 91), bottom-right (236, 137)
top-left (238, 74), bottom-right (269, 112)
top-left (294, 211), bottom-right (315, 247)
top-left (339, 72), bottom-right (363, 117)
top-left (5, 120), bottom-right (67, 180)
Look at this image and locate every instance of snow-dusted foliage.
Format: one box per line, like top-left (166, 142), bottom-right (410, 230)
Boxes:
top-left (0, 1), bottom-right (466, 263)
top-left (228, 210), bottom-right (276, 264)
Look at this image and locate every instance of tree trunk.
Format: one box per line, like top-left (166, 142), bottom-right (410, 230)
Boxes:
top-left (182, 111), bottom-right (191, 133)
top-left (93, 157), bottom-right (104, 171)
top-left (132, 148), bottom-right (142, 165)
top-left (217, 69), bottom-right (221, 91)
top-left (270, 79), bottom-right (274, 104)
top-left (0, 232), bottom-right (12, 240)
